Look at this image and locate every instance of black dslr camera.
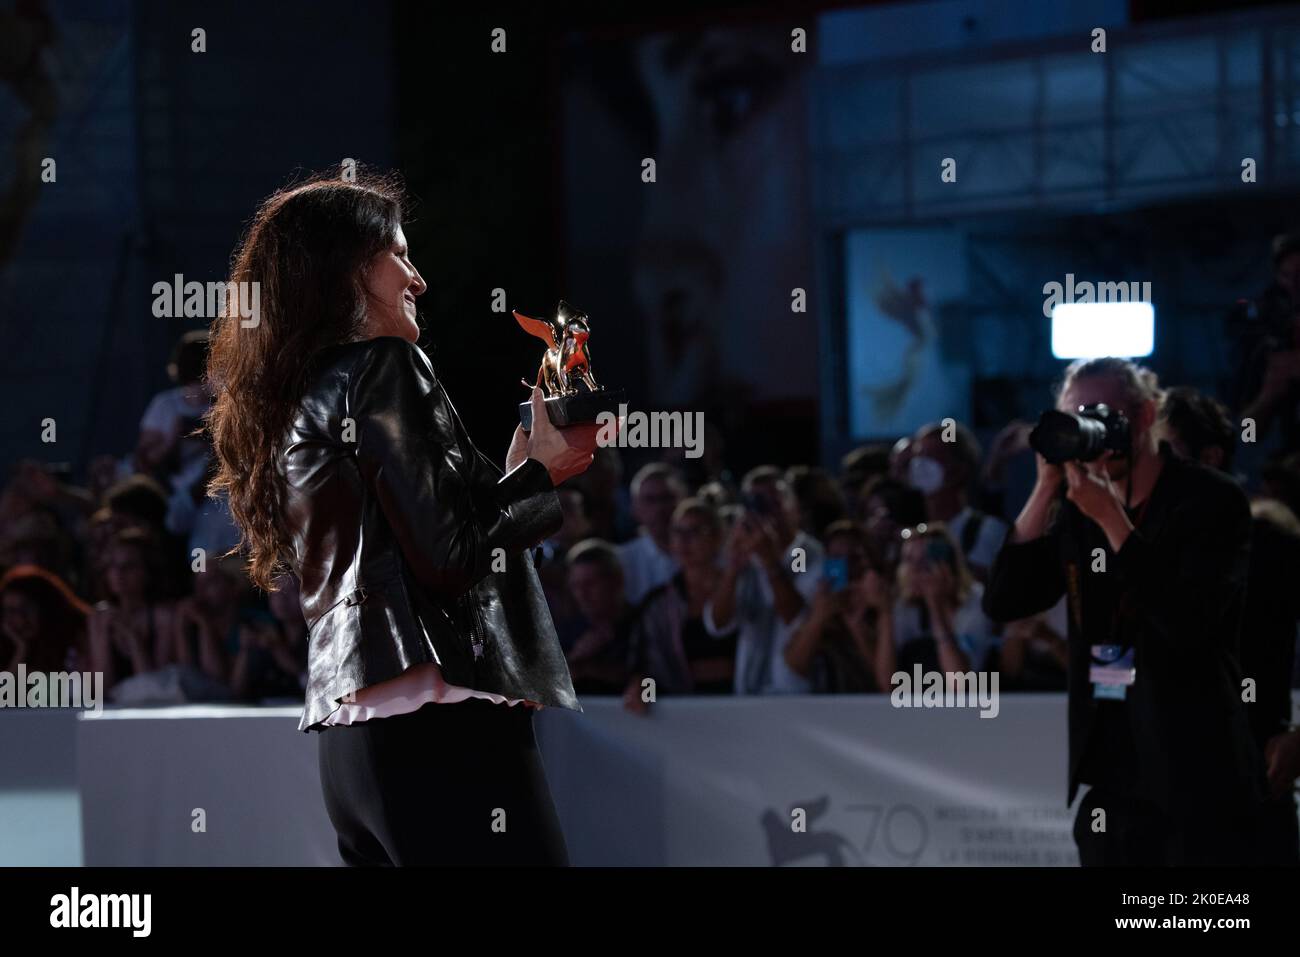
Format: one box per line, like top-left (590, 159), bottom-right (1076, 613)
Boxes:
top-left (1029, 403), bottom-right (1131, 465)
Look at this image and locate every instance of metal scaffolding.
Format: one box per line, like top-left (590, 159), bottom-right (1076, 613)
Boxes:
top-left (811, 7), bottom-right (1300, 226)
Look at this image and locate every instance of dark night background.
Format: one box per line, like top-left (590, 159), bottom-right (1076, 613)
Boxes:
top-left (1, 0), bottom-right (1298, 477)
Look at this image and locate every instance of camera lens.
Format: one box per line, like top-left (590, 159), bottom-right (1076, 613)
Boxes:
top-left (1029, 409), bottom-right (1110, 464)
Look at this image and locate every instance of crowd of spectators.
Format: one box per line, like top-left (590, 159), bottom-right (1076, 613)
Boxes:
top-left (6, 284), bottom-right (1300, 721)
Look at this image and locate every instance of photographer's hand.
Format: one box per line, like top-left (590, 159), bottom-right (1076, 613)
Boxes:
top-left (1009, 453), bottom-right (1063, 544)
top-left (1064, 461), bottom-right (1133, 552)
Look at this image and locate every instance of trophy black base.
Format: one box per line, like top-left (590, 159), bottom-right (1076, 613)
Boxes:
top-left (519, 387), bottom-right (626, 431)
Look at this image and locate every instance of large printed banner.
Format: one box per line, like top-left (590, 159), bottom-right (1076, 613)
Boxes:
top-left (72, 695), bottom-right (1096, 866)
top-left (538, 695), bottom-right (1078, 866)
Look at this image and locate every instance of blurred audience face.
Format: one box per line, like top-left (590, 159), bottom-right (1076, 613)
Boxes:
top-left (909, 430), bottom-right (964, 497)
top-left (90, 511), bottom-right (143, 551)
top-left (789, 467), bottom-right (846, 537)
top-left (104, 541), bottom-right (150, 602)
top-left (1058, 374), bottom-right (1158, 484)
top-left (826, 531), bottom-right (870, 581)
top-left (747, 477), bottom-right (796, 544)
top-left (88, 513), bottom-right (137, 597)
top-left (670, 510), bottom-right (719, 569)
top-left (2, 590), bottom-right (40, 646)
top-left (633, 475), bottom-right (682, 540)
top-left (87, 455), bottom-right (121, 500)
top-left (567, 562), bottom-right (624, 624)
top-left (859, 491), bottom-right (900, 552)
top-left (898, 532), bottom-right (959, 603)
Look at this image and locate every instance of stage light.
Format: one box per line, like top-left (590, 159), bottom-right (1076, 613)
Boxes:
top-left (1050, 302), bottom-right (1154, 359)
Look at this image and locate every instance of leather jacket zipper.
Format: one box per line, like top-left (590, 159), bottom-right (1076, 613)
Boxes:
top-left (461, 592), bottom-right (485, 663)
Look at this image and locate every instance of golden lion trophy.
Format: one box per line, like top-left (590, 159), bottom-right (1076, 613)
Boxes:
top-left (512, 300), bottom-right (625, 430)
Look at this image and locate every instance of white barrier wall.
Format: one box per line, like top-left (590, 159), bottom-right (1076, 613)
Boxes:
top-left (37, 692), bottom-right (1297, 865)
top-left (68, 695), bottom-right (1086, 866)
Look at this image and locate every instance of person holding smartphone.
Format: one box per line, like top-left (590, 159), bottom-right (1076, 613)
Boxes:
top-left (873, 523), bottom-right (993, 686)
top-left (784, 520), bottom-right (890, 693)
top-left (704, 465), bottom-right (824, 694)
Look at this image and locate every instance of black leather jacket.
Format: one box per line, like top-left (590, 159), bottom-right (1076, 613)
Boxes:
top-left (280, 336), bottom-right (581, 731)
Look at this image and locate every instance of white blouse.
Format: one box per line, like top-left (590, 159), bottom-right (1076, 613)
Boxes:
top-left (321, 661), bottom-right (541, 725)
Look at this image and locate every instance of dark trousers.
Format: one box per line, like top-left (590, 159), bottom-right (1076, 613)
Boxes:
top-left (1073, 786), bottom-right (1261, 866)
top-left (1256, 794), bottom-right (1300, 866)
top-left (317, 697), bottom-right (569, 866)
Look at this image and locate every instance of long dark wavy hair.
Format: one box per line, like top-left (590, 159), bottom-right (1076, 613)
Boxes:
top-left (206, 171), bottom-right (407, 590)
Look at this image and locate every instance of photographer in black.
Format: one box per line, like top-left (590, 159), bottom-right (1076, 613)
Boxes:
top-left (984, 358), bottom-right (1265, 866)
top-left (1229, 231), bottom-right (1300, 453)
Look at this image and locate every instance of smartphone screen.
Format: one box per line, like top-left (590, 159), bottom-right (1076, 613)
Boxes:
top-left (823, 556), bottom-right (849, 592)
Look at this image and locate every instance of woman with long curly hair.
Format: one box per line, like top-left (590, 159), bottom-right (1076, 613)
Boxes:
top-left (1, 564), bottom-right (90, 673)
top-left (206, 170), bottom-right (604, 865)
